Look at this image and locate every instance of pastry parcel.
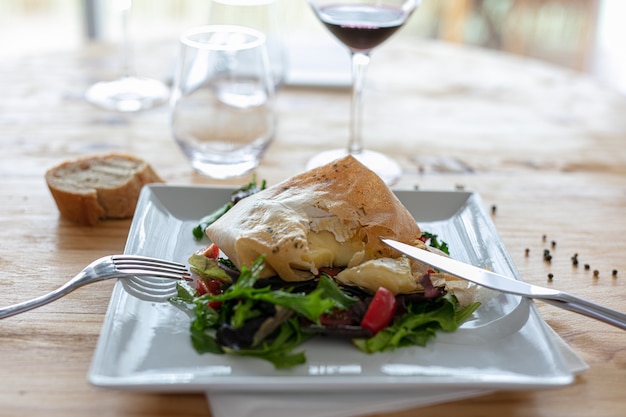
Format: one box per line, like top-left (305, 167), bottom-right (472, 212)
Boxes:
top-left (206, 155), bottom-right (430, 294)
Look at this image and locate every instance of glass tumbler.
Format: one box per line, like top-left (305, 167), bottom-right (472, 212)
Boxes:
top-left (171, 25), bottom-right (276, 179)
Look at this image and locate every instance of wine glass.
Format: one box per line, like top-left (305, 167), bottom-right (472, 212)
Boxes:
top-left (85, 0), bottom-right (170, 112)
top-left (306, 0), bottom-right (419, 184)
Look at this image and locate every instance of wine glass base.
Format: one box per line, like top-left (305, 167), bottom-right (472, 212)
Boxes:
top-left (85, 76), bottom-right (170, 112)
top-left (306, 149), bottom-right (402, 185)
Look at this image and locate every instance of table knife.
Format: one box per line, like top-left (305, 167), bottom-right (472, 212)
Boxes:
top-left (381, 238), bottom-right (626, 330)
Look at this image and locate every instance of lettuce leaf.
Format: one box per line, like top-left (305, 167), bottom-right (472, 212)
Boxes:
top-left (193, 258), bottom-right (337, 323)
top-left (223, 317), bottom-right (312, 369)
top-left (170, 256), bottom-right (344, 369)
top-left (188, 253), bottom-right (232, 282)
top-left (171, 255), bottom-right (481, 369)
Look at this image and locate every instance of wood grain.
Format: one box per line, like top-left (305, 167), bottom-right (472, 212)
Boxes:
top-left (0, 37), bottom-right (624, 417)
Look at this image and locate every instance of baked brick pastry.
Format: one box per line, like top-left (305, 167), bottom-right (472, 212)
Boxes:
top-left (206, 155), bottom-right (424, 293)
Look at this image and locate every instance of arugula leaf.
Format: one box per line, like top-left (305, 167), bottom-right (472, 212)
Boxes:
top-left (189, 300), bottom-right (223, 354)
top-left (224, 317), bottom-right (312, 369)
top-left (202, 257), bottom-right (338, 323)
top-left (421, 231), bottom-right (450, 255)
top-left (190, 319), bottom-right (223, 354)
top-left (316, 273), bottom-right (358, 310)
top-left (231, 299), bottom-right (261, 328)
top-left (192, 203), bottom-right (231, 240)
top-left (192, 176), bottom-right (267, 240)
top-left (230, 257), bottom-right (265, 289)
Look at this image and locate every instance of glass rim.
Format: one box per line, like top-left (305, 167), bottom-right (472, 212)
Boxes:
top-left (212, 0), bottom-right (277, 5)
top-left (180, 25), bottom-right (266, 50)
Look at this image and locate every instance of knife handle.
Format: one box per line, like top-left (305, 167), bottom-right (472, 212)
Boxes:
top-left (541, 292), bottom-right (626, 330)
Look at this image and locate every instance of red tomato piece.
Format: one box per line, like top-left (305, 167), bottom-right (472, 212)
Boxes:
top-left (206, 279), bottom-right (222, 295)
top-left (360, 287), bottom-right (397, 334)
top-left (199, 243), bottom-right (220, 259)
top-left (208, 300), bottom-right (222, 310)
top-left (197, 278), bottom-right (223, 309)
top-left (196, 279), bottom-right (210, 296)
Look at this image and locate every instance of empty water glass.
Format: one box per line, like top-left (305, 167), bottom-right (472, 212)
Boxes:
top-left (171, 25), bottom-right (276, 179)
top-left (208, 0), bottom-right (287, 88)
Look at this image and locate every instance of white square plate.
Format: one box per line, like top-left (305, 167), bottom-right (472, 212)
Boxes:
top-left (88, 185), bottom-right (575, 392)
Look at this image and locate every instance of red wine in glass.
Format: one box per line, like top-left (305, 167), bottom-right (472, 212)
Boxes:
top-left (318, 5), bottom-right (408, 52)
top-left (307, 1), bottom-right (419, 185)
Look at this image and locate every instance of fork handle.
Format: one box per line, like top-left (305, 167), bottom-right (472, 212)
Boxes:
top-left (541, 292), bottom-right (626, 330)
top-left (0, 288), bottom-right (70, 319)
top-left (0, 272), bottom-right (98, 319)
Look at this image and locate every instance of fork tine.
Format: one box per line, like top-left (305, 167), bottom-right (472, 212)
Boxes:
top-left (127, 276), bottom-right (181, 290)
top-left (112, 255), bottom-right (191, 302)
top-left (111, 255), bottom-right (191, 280)
top-left (121, 278), bottom-right (178, 302)
top-left (121, 269), bottom-right (190, 280)
top-left (115, 264), bottom-right (190, 277)
top-left (112, 255), bottom-right (188, 269)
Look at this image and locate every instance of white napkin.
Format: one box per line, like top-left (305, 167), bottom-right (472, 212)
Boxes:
top-left (208, 388), bottom-right (489, 417)
top-left (208, 388), bottom-right (491, 417)
top-left (206, 324), bottom-right (588, 417)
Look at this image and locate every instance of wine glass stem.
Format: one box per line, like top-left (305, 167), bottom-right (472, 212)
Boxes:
top-left (348, 52), bottom-right (371, 155)
top-left (118, 0), bottom-right (133, 78)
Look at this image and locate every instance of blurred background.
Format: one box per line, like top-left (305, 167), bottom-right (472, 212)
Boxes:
top-left (0, 0), bottom-right (624, 93)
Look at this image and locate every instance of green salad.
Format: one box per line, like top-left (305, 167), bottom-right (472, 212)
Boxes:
top-left (170, 183), bottom-right (480, 369)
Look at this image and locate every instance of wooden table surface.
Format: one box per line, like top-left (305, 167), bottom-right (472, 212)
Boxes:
top-left (0, 36), bottom-right (625, 417)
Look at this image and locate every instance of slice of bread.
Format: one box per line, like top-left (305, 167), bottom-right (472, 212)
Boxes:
top-left (45, 153), bottom-right (164, 226)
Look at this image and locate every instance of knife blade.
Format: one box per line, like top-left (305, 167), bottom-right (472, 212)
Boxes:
top-left (381, 238), bottom-right (626, 330)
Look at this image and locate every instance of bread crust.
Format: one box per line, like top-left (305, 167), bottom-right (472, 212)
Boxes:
top-left (45, 153), bottom-right (163, 225)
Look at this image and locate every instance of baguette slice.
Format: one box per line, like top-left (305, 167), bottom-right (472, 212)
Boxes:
top-left (45, 153), bottom-right (163, 226)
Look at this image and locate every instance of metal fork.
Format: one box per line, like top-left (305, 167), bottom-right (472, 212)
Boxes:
top-left (0, 255), bottom-right (191, 319)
